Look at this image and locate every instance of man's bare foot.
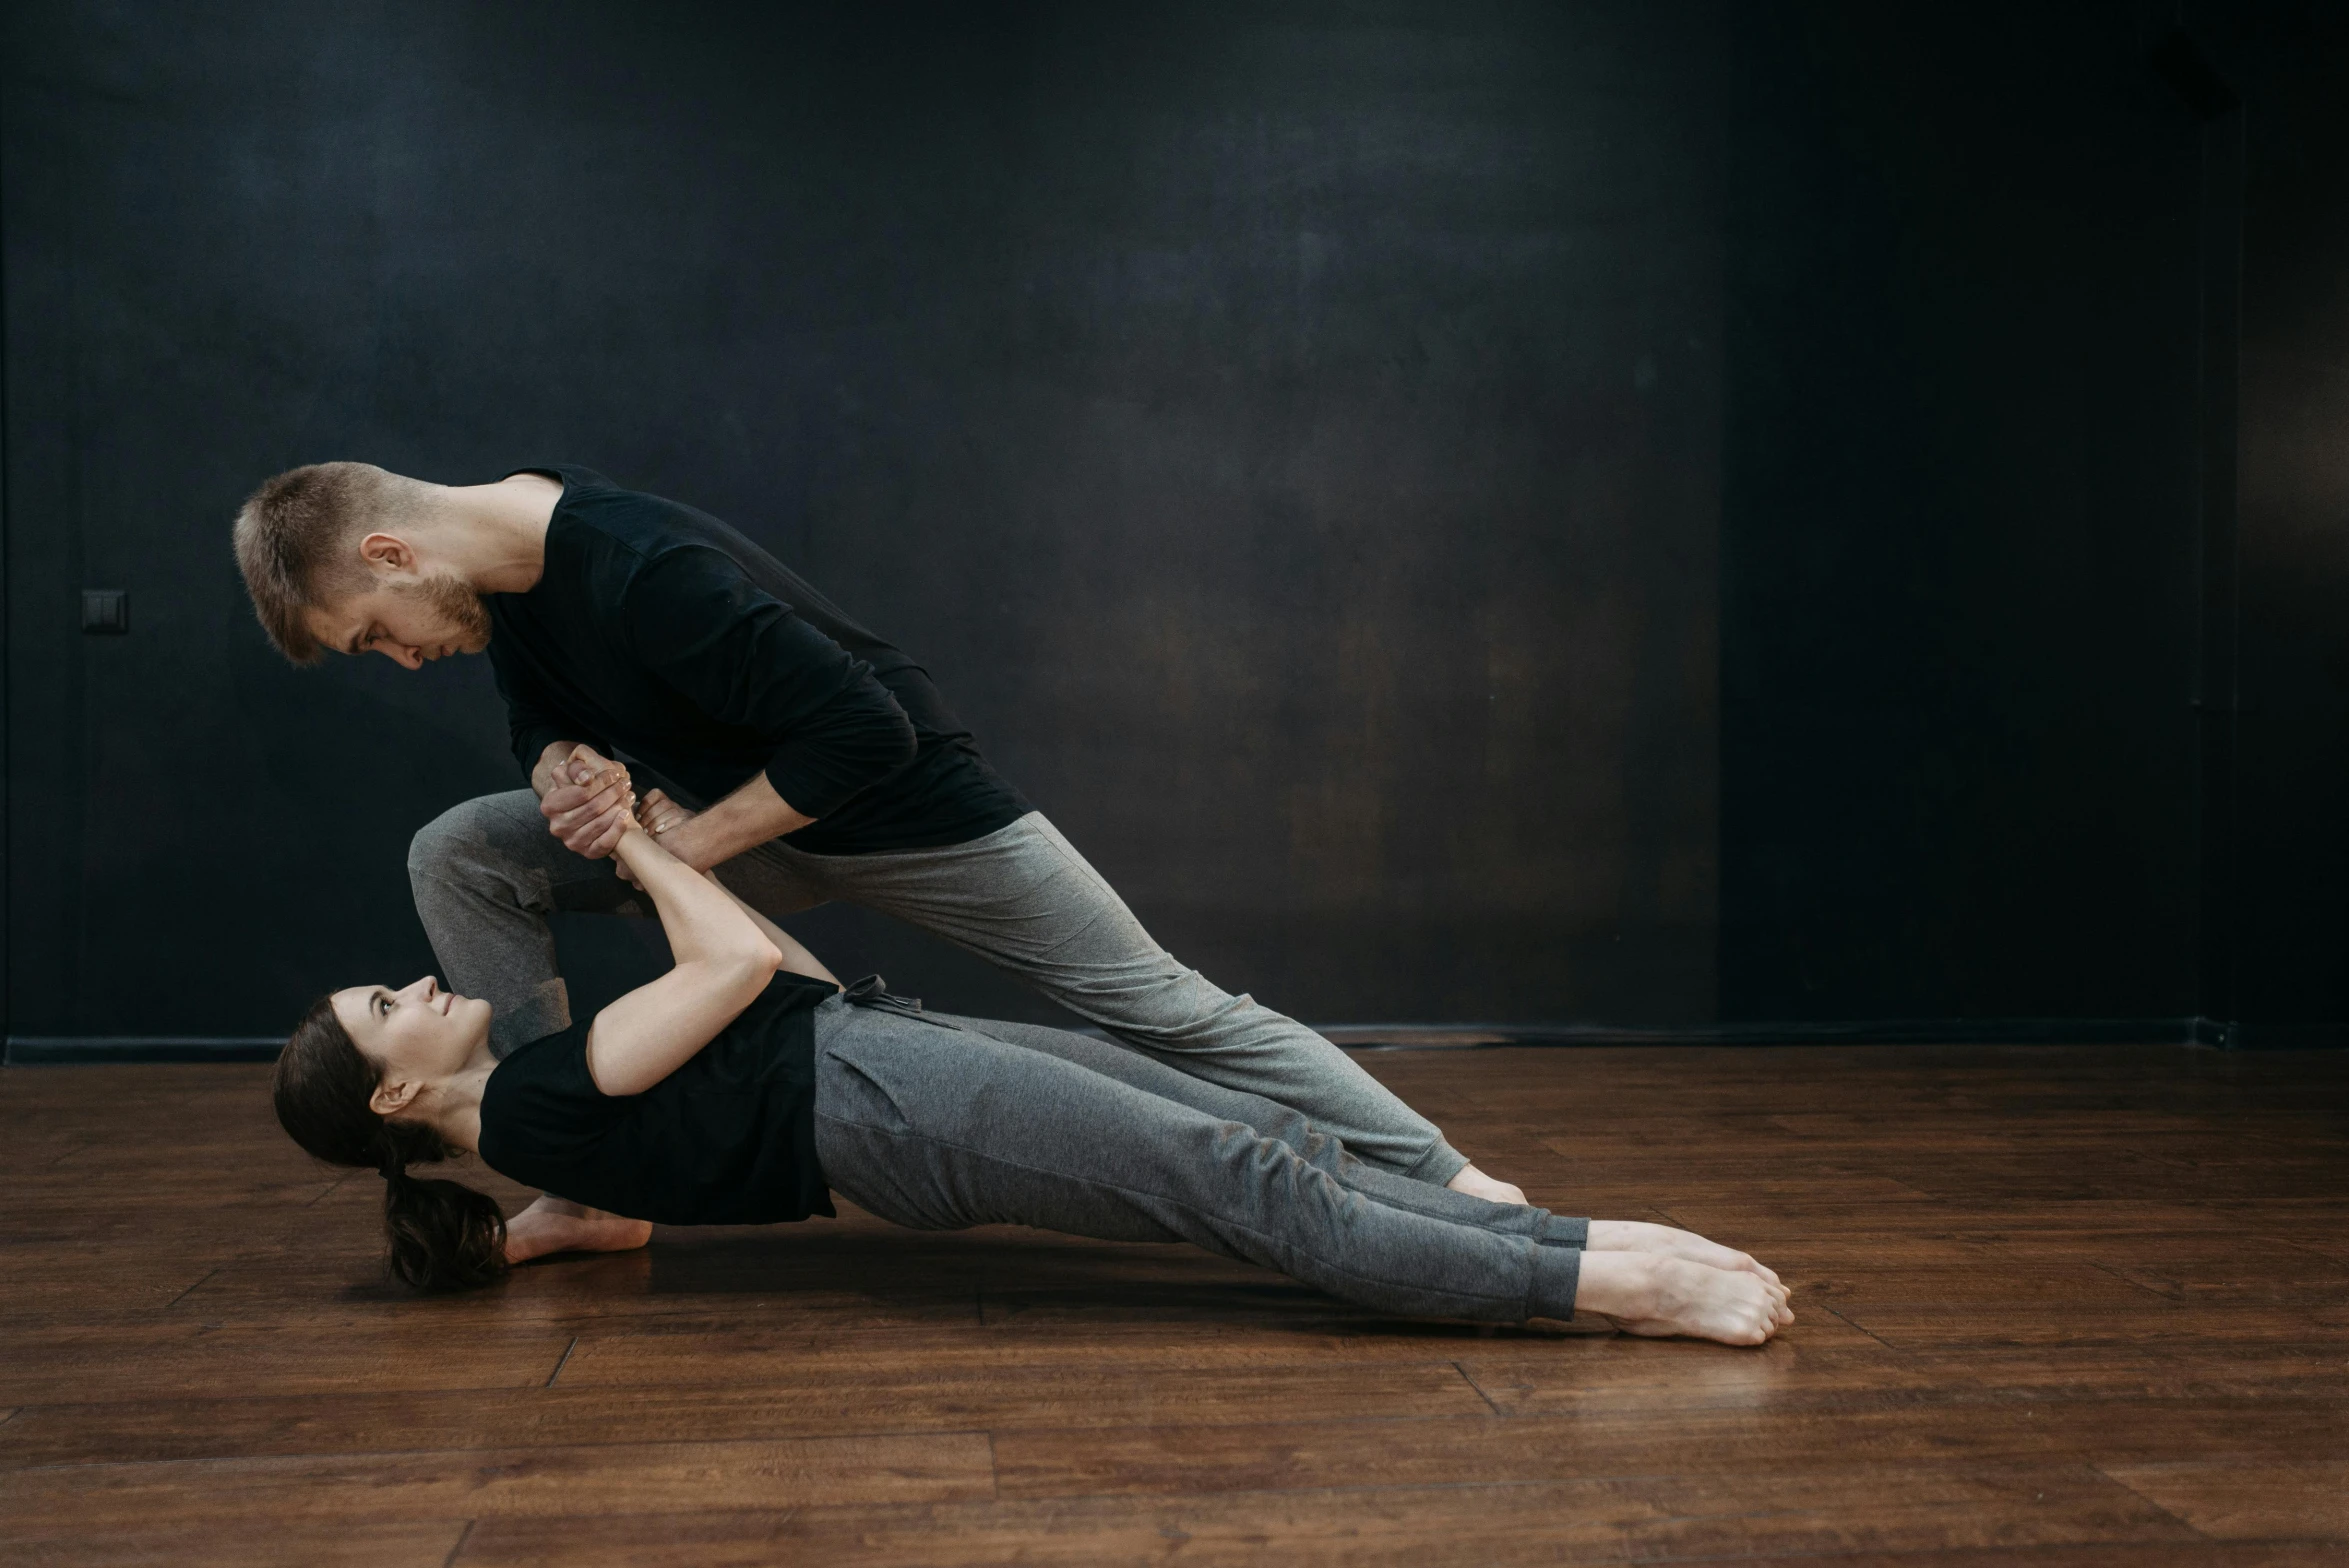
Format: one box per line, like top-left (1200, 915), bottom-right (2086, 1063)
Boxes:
top-left (504, 1195), bottom-right (653, 1265)
top-left (1447, 1163), bottom-right (1528, 1206)
top-left (1573, 1252), bottom-right (1794, 1345)
top-left (1587, 1219), bottom-right (1782, 1286)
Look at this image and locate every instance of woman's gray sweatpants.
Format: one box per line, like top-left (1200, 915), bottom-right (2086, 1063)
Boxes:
top-left (811, 992), bottom-right (1585, 1324)
top-left (409, 792), bottom-right (1465, 1183)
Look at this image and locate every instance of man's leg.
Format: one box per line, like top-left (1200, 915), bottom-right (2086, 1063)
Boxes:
top-left (767, 812), bottom-right (1473, 1186)
top-left (407, 789), bottom-right (826, 1260)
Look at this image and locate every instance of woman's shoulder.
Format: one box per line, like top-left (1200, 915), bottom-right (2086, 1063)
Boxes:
top-left (484, 1019), bottom-right (603, 1109)
top-left (480, 1018), bottom-right (628, 1166)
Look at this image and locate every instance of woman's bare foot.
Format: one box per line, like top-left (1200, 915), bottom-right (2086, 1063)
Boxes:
top-left (1447, 1163), bottom-right (1528, 1206)
top-left (1572, 1252), bottom-right (1794, 1345)
top-left (1587, 1219), bottom-right (1782, 1287)
top-left (504, 1196), bottom-right (653, 1265)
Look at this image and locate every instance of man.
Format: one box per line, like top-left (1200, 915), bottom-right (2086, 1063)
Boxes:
top-left (234, 461), bottom-right (1525, 1258)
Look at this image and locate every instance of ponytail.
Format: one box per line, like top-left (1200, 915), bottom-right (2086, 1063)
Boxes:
top-left (273, 996), bottom-right (510, 1292)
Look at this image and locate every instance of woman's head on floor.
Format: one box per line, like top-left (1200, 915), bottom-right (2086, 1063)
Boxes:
top-left (272, 975), bottom-right (509, 1293)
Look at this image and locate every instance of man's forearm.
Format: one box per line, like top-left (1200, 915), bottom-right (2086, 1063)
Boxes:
top-left (662, 771), bottom-right (813, 871)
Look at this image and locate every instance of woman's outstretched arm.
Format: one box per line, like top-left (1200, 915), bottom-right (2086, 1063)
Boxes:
top-left (586, 822), bottom-right (784, 1096)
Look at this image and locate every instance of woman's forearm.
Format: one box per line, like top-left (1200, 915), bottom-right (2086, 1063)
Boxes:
top-left (611, 824), bottom-right (780, 969)
top-left (580, 834), bottom-right (784, 1097)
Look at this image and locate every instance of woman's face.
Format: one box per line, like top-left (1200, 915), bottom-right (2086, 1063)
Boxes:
top-left (330, 975), bottom-right (493, 1083)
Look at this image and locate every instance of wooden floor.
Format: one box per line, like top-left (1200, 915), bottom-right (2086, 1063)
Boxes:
top-left (4, 1044), bottom-right (2347, 1567)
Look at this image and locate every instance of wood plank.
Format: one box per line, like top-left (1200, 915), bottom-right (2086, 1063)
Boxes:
top-left (446, 1465), bottom-right (2192, 1566)
top-left (544, 1318), bottom-right (1623, 1384)
top-left (2102, 1461), bottom-right (2349, 1540)
top-left (0, 1432), bottom-right (994, 1530)
top-left (0, 1322), bottom-right (573, 1404)
top-left (985, 1402), bottom-right (2349, 1500)
top-left (1460, 1339), bottom-right (2349, 1417)
top-left (1750, 1548), bottom-right (2349, 1567)
top-left (0, 1519), bottom-right (470, 1567)
top-left (0, 1362), bottom-right (1486, 1466)
top-left (1811, 1300), bottom-right (2349, 1351)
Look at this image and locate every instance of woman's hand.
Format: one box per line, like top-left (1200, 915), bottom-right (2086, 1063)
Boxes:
top-left (615, 789), bottom-right (699, 888)
top-left (539, 744), bottom-right (637, 860)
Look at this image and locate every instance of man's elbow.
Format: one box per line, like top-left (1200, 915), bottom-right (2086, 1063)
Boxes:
top-left (819, 705), bottom-right (918, 798)
top-left (763, 692), bottom-right (920, 817)
top-left (878, 709), bottom-right (918, 774)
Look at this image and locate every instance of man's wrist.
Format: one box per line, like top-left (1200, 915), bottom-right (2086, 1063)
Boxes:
top-left (659, 815), bottom-right (716, 872)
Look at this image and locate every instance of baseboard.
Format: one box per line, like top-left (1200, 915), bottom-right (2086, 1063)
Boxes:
top-left (2224, 1019), bottom-right (2349, 1049)
top-left (1328, 1016), bottom-right (2282, 1049)
top-left (9, 1015), bottom-right (2336, 1064)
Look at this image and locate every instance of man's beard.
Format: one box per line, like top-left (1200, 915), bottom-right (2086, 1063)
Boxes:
top-left (393, 571), bottom-right (493, 653)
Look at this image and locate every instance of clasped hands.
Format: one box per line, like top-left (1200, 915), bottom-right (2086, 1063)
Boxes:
top-left (538, 743), bottom-right (697, 875)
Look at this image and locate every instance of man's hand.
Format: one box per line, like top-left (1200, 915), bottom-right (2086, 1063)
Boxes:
top-left (637, 787), bottom-right (699, 839)
top-left (538, 743), bottom-right (636, 859)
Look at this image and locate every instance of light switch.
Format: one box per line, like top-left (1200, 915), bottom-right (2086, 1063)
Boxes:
top-left (81, 589), bottom-right (130, 634)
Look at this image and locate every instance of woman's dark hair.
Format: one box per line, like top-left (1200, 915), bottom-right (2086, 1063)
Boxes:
top-left (272, 994), bottom-right (509, 1292)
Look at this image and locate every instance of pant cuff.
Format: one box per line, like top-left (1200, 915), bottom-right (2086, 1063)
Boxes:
top-left (1402, 1137), bottom-right (1472, 1188)
top-left (1539, 1214), bottom-right (1590, 1248)
top-left (1529, 1238), bottom-right (1583, 1321)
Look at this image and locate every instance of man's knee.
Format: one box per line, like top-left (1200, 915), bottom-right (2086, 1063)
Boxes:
top-left (408, 791), bottom-right (542, 889)
top-left (1097, 978), bottom-right (1277, 1048)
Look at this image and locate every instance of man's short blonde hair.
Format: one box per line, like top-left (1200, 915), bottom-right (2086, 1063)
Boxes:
top-left (232, 462), bottom-right (425, 663)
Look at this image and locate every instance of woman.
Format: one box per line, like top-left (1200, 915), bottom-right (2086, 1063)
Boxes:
top-left (274, 804), bottom-right (1793, 1345)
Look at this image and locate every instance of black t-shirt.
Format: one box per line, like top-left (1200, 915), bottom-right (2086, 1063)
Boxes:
top-left (476, 972), bottom-right (839, 1226)
top-left (486, 465), bottom-right (1031, 855)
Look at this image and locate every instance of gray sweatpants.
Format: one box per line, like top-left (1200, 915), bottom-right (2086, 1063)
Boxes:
top-left (812, 991), bottom-right (1585, 1323)
top-left (408, 793), bottom-right (1465, 1182)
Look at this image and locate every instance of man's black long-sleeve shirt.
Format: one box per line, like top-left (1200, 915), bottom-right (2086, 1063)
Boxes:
top-left (485, 466), bottom-right (1030, 856)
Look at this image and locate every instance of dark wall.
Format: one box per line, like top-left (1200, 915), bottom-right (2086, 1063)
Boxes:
top-left (1716, 0), bottom-right (2349, 1040)
top-left (2231, 4), bottom-right (2349, 1042)
top-left (1719, 3), bottom-right (2210, 1022)
top-left (2, 0), bottom-right (1726, 1035)
top-left (5, 1), bottom-right (2342, 1043)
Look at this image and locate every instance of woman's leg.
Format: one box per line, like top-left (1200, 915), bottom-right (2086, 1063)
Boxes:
top-left (809, 1000), bottom-right (1788, 1341)
top-left (925, 1010), bottom-right (1777, 1286)
top-left (919, 1010), bottom-right (1585, 1248)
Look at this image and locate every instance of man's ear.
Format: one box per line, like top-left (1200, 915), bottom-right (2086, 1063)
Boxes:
top-left (357, 532), bottom-right (419, 576)
top-left (369, 1077), bottom-right (422, 1118)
